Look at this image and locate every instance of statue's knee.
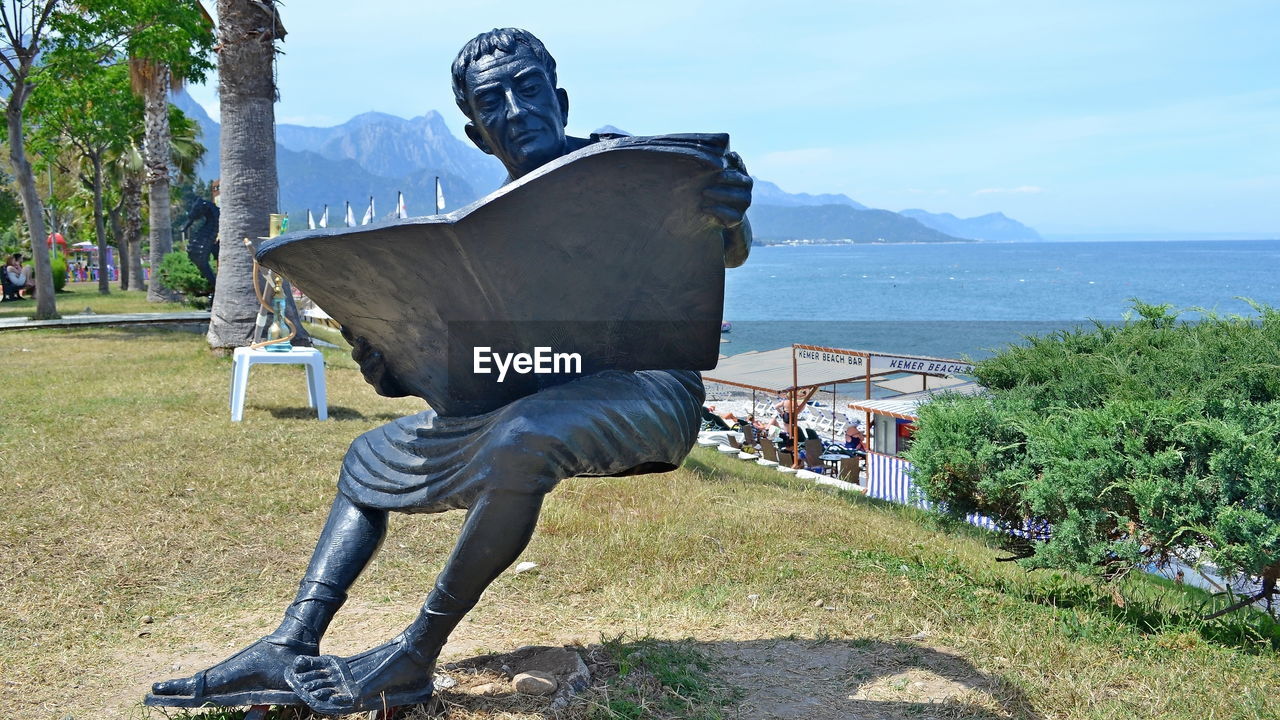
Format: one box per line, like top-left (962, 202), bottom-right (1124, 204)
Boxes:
top-left (485, 422), bottom-right (561, 474)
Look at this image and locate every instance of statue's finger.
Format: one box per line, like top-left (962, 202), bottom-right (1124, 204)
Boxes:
top-left (351, 340), bottom-right (374, 364)
top-left (714, 167), bottom-right (753, 189)
top-left (725, 151), bottom-right (748, 175)
top-left (703, 185), bottom-right (751, 206)
top-left (701, 203), bottom-right (745, 228)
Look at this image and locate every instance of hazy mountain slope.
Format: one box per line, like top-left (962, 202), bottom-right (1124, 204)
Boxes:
top-left (752, 179), bottom-right (866, 210)
top-left (748, 204), bottom-right (963, 243)
top-left (900, 209), bottom-right (1042, 241)
top-left (170, 91), bottom-right (1036, 243)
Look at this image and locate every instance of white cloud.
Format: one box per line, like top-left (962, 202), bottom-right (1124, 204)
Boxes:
top-left (973, 186), bottom-right (1044, 196)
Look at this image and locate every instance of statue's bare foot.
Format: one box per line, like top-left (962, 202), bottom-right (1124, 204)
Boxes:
top-left (286, 635), bottom-right (437, 714)
top-left (146, 636), bottom-right (313, 707)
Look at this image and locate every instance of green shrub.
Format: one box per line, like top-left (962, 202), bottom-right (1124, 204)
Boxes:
top-left (157, 250), bottom-right (211, 306)
top-left (906, 302), bottom-right (1280, 594)
top-left (49, 252), bottom-right (67, 292)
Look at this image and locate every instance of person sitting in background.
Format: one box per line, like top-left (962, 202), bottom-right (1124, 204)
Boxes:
top-left (5, 254), bottom-right (34, 299)
top-left (700, 406), bottom-right (732, 431)
top-left (843, 421), bottom-right (866, 454)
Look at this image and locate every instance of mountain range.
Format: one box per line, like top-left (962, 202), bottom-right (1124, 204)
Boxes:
top-left (173, 91), bottom-right (1040, 243)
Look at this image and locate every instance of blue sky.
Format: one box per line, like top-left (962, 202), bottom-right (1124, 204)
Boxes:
top-left (189, 1), bottom-right (1279, 235)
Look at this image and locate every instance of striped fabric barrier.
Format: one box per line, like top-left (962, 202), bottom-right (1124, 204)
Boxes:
top-left (865, 452), bottom-right (998, 532)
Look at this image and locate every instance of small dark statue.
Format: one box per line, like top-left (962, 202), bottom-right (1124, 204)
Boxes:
top-left (148, 28), bottom-right (751, 715)
top-left (180, 197), bottom-right (219, 289)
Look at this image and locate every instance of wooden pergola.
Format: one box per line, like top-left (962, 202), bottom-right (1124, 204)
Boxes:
top-left (703, 344), bottom-right (974, 467)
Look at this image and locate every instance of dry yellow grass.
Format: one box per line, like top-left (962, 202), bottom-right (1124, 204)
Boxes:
top-left (1, 328), bottom-right (1278, 719)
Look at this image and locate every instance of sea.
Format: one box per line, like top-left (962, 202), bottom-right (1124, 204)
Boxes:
top-left (720, 238), bottom-right (1280, 360)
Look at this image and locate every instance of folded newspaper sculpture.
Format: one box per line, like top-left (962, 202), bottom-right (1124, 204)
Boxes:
top-left (255, 133), bottom-right (730, 415)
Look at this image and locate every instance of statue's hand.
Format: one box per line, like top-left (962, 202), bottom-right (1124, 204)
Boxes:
top-left (341, 327), bottom-right (411, 398)
top-left (701, 152), bottom-right (753, 229)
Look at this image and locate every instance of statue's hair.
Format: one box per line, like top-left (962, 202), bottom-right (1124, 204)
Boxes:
top-left (451, 28), bottom-right (558, 117)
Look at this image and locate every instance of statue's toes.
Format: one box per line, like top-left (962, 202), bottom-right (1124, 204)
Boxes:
top-left (294, 668), bottom-right (331, 684)
top-left (302, 676), bottom-right (335, 693)
top-left (311, 687), bottom-right (343, 702)
top-left (150, 676), bottom-right (195, 696)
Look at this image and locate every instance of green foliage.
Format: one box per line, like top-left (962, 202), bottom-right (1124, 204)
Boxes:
top-left (49, 252), bottom-right (67, 292)
top-left (52, 0), bottom-right (215, 84)
top-left (906, 302), bottom-right (1280, 588)
top-left (156, 250), bottom-right (210, 304)
top-left (0, 185), bottom-right (21, 231)
top-left (29, 61), bottom-right (141, 159)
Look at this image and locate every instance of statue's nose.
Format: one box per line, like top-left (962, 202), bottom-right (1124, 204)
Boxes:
top-left (503, 89), bottom-right (528, 120)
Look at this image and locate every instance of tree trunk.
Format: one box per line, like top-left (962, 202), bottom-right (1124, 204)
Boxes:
top-left (6, 88), bottom-right (58, 319)
top-left (207, 0), bottom-right (308, 350)
top-left (123, 166), bottom-right (146, 291)
top-left (92, 152), bottom-right (110, 295)
top-left (109, 203), bottom-right (127, 290)
top-left (143, 63), bottom-right (175, 302)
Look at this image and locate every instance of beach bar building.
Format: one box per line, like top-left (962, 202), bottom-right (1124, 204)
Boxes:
top-left (846, 381), bottom-right (992, 526)
top-left (702, 344), bottom-right (975, 478)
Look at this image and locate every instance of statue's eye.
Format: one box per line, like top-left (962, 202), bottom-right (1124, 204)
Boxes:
top-left (518, 81), bottom-right (541, 97)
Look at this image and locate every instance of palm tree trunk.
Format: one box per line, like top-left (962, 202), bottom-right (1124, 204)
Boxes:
top-left (123, 167), bottom-right (146, 291)
top-left (6, 90), bottom-right (57, 319)
top-left (143, 63), bottom-right (175, 302)
top-left (207, 0), bottom-right (308, 350)
top-left (109, 202), bottom-right (127, 290)
top-left (91, 151), bottom-right (110, 295)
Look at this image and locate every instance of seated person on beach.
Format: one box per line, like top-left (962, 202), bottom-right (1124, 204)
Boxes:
top-left (150, 27), bottom-right (752, 715)
top-left (5, 254), bottom-right (34, 298)
top-left (701, 406), bottom-right (732, 431)
top-left (843, 421), bottom-right (865, 453)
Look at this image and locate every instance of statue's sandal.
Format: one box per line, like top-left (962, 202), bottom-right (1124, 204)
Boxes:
top-left (143, 635), bottom-right (312, 708)
top-left (285, 633), bottom-right (438, 714)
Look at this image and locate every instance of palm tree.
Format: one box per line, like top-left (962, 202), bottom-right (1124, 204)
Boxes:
top-left (207, 0), bottom-right (307, 349)
top-left (117, 0), bottom-right (214, 302)
top-left (129, 56), bottom-right (178, 301)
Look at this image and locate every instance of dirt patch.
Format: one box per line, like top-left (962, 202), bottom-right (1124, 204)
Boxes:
top-left (711, 638), bottom-right (1037, 720)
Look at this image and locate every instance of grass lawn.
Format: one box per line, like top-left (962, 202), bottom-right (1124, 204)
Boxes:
top-left (1, 327), bottom-right (1278, 719)
top-left (0, 281), bottom-right (189, 320)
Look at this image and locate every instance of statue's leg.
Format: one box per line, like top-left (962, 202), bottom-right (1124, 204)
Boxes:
top-left (149, 495), bottom-right (388, 703)
top-left (286, 488), bottom-right (545, 714)
top-left (188, 241), bottom-right (217, 288)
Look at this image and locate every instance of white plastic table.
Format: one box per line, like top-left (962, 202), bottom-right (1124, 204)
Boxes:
top-left (229, 346), bottom-right (328, 421)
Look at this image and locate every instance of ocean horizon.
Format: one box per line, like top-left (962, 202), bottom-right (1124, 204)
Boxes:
top-left (721, 237), bottom-right (1280, 360)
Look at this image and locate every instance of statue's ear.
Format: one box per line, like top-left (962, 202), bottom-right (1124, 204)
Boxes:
top-left (465, 123), bottom-right (492, 155)
top-left (556, 88), bottom-right (569, 126)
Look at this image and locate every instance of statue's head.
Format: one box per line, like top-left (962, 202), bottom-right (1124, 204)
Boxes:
top-left (452, 28), bottom-right (570, 179)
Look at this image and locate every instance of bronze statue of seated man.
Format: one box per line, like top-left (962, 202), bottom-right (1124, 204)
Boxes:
top-left (148, 27), bottom-right (752, 715)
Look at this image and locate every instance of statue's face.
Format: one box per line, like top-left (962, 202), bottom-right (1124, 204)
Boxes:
top-left (463, 47), bottom-right (568, 178)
